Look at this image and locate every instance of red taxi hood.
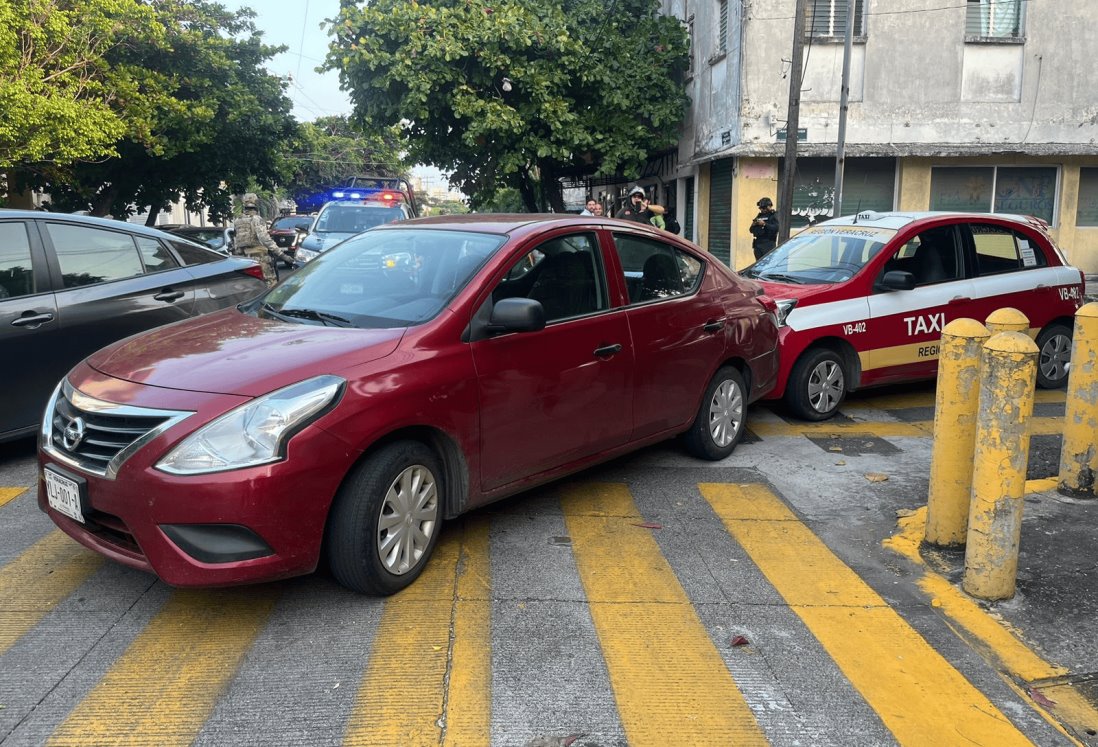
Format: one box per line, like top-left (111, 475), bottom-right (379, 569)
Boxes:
top-left (86, 308), bottom-right (404, 397)
top-left (756, 280), bottom-right (836, 304)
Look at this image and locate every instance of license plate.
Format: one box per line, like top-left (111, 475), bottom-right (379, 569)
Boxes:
top-left (45, 468), bottom-right (85, 524)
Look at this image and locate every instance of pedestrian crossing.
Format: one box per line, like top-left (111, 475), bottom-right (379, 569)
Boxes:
top-left (0, 477), bottom-right (1070, 746)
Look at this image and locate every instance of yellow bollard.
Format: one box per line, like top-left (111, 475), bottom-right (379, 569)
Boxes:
top-left (1059, 302), bottom-right (1098, 496)
top-left (925, 318), bottom-right (991, 547)
top-left (985, 307), bottom-right (1029, 335)
top-left (963, 332), bottom-right (1039, 601)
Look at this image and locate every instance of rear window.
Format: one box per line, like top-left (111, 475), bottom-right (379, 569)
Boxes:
top-left (314, 204), bottom-right (406, 234)
top-left (169, 239), bottom-right (220, 266)
top-left (970, 224), bottom-right (1047, 275)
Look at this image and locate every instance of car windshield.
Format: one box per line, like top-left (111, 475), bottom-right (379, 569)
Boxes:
top-left (271, 216), bottom-right (312, 231)
top-left (742, 225), bottom-right (897, 284)
top-left (253, 228), bottom-right (507, 328)
top-left (313, 204), bottom-right (405, 234)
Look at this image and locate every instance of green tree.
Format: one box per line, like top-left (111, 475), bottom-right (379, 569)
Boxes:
top-left (327, 0), bottom-right (688, 212)
top-left (20, 0), bottom-right (297, 224)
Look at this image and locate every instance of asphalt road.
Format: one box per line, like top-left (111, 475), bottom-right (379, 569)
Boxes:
top-left (1, 385), bottom-right (1093, 746)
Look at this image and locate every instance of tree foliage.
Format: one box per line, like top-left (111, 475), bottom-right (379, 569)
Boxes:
top-left (15, 0), bottom-right (297, 223)
top-left (327, 0), bottom-right (689, 212)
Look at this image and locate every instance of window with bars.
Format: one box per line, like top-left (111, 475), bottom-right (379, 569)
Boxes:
top-left (965, 0), bottom-right (1023, 39)
top-left (718, 0), bottom-right (728, 55)
top-left (807, 0), bottom-right (865, 38)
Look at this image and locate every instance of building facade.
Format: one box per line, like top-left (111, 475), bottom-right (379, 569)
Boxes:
top-left (663, 0), bottom-right (1098, 273)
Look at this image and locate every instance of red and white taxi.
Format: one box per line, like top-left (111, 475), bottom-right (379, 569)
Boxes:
top-left (741, 211), bottom-right (1085, 420)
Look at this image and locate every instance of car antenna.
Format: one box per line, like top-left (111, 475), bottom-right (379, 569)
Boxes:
top-left (851, 199), bottom-right (863, 224)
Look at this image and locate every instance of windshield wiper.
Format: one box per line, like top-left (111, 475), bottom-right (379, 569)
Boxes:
top-left (757, 272), bottom-right (806, 284)
top-left (261, 303), bottom-right (352, 327)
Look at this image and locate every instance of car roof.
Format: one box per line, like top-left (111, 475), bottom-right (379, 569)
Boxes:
top-left (0, 210), bottom-right (216, 239)
top-left (820, 210), bottom-right (1050, 232)
top-left (378, 213), bottom-right (674, 236)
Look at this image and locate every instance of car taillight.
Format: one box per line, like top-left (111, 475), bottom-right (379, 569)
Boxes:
top-left (239, 263), bottom-right (265, 281)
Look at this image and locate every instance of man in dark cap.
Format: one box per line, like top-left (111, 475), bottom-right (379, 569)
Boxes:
top-left (749, 197), bottom-right (779, 260)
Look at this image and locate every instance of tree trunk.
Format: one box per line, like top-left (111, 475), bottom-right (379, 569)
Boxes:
top-left (144, 207), bottom-right (160, 226)
top-left (539, 160), bottom-right (565, 213)
top-left (517, 172), bottom-right (539, 213)
top-left (91, 187), bottom-right (119, 217)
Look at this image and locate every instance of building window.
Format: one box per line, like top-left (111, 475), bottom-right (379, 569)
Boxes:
top-left (1077, 168), bottom-right (1098, 227)
top-left (808, 0), bottom-right (865, 38)
top-left (965, 0), bottom-right (1023, 40)
top-left (718, 0), bottom-right (728, 55)
top-left (929, 166), bottom-right (1057, 224)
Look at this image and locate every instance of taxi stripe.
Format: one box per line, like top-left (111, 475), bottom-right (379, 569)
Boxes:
top-left (701, 483), bottom-right (1034, 746)
top-left (0, 486), bottom-right (25, 507)
top-left (0, 531), bottom-right (103, 656)
top-left (345, 520), bottom-right (492, 746)
top-left (561, 483), bottom-right (768, 746)
top-left (47, 588), bottom-right (278, 746)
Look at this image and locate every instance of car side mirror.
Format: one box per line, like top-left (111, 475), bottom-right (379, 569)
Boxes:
top-left (879, 270), bottom-right (915, 291)
top-left (486, 298), bottom-right (546, 334)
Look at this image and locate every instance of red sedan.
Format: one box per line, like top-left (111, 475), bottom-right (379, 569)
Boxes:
top-left (38, 215), bottom-right (779, 594)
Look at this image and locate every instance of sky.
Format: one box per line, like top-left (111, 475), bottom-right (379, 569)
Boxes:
top-left (222, 0), bottom-right (452, 192)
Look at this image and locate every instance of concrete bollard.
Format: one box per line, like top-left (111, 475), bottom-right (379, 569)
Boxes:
top-left (963, 332), bottom-right (1039, 601)
top-left (985, 307), bottom-right (1029, 335)
top-left (1059, 303), bottom-right (1098, 496)
top-left (925, 318), bottom-right (991, 547)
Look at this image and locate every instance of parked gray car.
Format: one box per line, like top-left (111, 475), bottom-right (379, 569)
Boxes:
top-left (0, 211), bottom-right (268, 442)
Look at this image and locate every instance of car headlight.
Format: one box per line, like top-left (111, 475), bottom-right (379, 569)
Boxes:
top-left (774, 299), bottom-right (798, 327)
top-left (296, 247), bottom-right (320, 263)
top-left (157, 375), bottom-right (345, 475)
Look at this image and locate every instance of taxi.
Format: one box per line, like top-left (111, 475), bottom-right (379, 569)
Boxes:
top-left (741, 211), bottom-right (1085, 420)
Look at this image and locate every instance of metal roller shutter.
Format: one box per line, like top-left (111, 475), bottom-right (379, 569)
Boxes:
top-left (708, 158), bottom-right (733, 265)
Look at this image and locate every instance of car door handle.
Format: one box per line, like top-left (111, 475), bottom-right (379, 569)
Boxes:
top-left (703, 320), bottom-right (725, 333)
top-left (11, 312), bottom-right (54, 328)
top-left (154, 289), bottom-right (185, 302)
top-left (948, 296), bottom-right (971, 304)
top-left (593, 343), bottom-right (623, 358)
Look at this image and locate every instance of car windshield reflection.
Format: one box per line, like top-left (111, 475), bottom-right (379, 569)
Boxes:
top-left (252, 228), bottom-right (507, 328)
top-left (744, 225), bottom-right (896, 285)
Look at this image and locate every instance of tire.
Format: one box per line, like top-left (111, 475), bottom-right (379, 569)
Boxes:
top-left (1036, 323), bottom-right (1072, 389)
top-left (786, 347), bottom-right (847, 421)
top-left (325, 441), bottom-right (443, 595)
top-left (684, 366), bottom-right (747, 460)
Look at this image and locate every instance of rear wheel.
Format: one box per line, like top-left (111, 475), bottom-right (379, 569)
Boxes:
top-left (786, 348), bottom-right (847, 421)
top-left (684, 366), bottom-right (747, 460)
top-left (1036, 323), bottom-right (1072, 389)
top-left (326, 441), bottom-right (443, 595)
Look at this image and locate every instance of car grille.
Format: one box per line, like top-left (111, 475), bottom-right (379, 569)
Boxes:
top-left (274, 235), bottom-right (292, 247)
top-left (43, 382), bottom-right (192, 479)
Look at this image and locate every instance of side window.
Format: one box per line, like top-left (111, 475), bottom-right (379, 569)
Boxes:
top-left (136, 237), bottom-right (179, 272)
top-left (612, 234), bottom-right (703, 304)
top-left (170, 240), bottom-right (219, 266)
top-left (0, 222), bottom-right (37, 299)
top-left (493, 233), bottom-right (606, 323)
top-left (46, 223), bottom-right (144, 288)
top-left (882, 226), bottom-right (962, 286)
top-left (970, 225), bottom-right (1045, 275)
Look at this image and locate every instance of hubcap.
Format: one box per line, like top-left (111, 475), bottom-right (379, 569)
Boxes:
top-left (708, 378), bottom-right (744, 447)
top-left (1040, 333), bottom-right (1071, 383)
top-left (376, 464), bottom-right (438, 575)
top-left (807, 360), bottom-right (844, 414)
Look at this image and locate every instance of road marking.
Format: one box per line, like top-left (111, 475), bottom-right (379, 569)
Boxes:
top-left (0, 486), bottom-right (26, 507)
top-left (48, 587), bottom-right (278, 746)
top-left (0, 531), bottom-right (103, 656)
top-left (346, 519), bottom-right (492, 746)
top-left (750, 416), bottom-right (1063, 439)
top-left (562, 483), bottom-right (767, 746)
top-left (703, 483), bottom-right (1033, 746)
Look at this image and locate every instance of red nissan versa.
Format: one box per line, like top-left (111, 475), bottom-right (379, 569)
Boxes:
top-left (740, 211), bottom-right (1085, 421)
top-left (38, 215), bottom-right (780, 595)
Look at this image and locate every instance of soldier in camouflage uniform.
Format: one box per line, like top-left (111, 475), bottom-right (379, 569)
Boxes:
top-left (234, 193), bottom-right (296, 287)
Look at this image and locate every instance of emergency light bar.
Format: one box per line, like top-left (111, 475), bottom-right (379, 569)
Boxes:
top-left (329, 188), bottom-right (405, 202)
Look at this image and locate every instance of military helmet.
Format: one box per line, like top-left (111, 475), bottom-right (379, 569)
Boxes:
top-left (242, 192), bottom-right (259, 208)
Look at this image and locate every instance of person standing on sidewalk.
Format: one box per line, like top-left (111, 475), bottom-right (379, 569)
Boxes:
top-left (749, 197), bottom-right (779, 260)
top-left (616, 185), bottom-right (666, 223)
top-left (234, 193), bottom-right (297, 287)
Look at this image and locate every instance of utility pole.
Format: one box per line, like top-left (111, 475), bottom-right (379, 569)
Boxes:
top-left (832, 0), bottom-right (855, 220)
top-left (778, 0), bottom-right (811, 244)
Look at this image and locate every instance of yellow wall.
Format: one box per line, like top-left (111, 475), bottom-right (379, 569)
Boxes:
top-left (734, 159), bottom-right (780, 270)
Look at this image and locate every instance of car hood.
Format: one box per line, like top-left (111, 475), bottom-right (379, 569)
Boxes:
top-left (86, 307), bottom-right (404, 397)
top-left (756, 280), bottom-right (839, 304)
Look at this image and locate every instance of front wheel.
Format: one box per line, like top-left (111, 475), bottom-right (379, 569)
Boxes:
top-left (684, 366), bottom-right (747, 460)
top-left (1035, 323), bottom-right (1072, 389)
top-left (325, 441), bottom-right (443, 595)
top-left (786, 348), bottom-right (847, 421)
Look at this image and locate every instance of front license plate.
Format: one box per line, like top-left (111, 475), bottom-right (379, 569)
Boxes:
top-left (45, 468), bottom-right (85, 524)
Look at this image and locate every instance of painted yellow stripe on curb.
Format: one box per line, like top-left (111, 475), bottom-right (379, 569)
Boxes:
top-left (0, 486), bottom-right (26, 507)
top-left (346, 521), bottom-right (492, 747)
top-left (703, 483), bottom-right (1032, 746)
top-left (1025, 477), bottom-right (1060, 494)
top-left (750, 416), bottom-right (1063, 439)
top-left (48, 587), bottom-right (278, 746)
top-left (840, 387), bottom-right (1064, 414)
top-left (0, 531), bottom-right (103, 656)
top-left (562, 483), bottom-right (767, 746)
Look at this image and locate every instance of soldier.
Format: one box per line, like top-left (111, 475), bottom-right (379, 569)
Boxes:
top-left (234, 193), bottom-right (297, 287)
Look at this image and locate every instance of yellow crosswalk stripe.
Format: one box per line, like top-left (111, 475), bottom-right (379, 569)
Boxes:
top-left (750, 415), bottom-right (1063, 439)
top-left (48, 588), bottom-right (279, 746)
top-left (562, 483), bottom-right (768, 746)
top-left (346, 519), bottom-right (492, 746)
top-left (0, 486), bottom-right (26, 507)
top-left (701, 483), bottom-right (1034, 746)
top-left (0, 531), bottom-right (103, 656)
